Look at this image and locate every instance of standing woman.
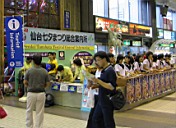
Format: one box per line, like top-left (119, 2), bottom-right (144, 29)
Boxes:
top-left (133, 55), bottom-right (144, 73)
top-left (72, 58), bottom-right (86, 83)
top-left (114, 54), bottom-right (125, 77)
top-left (143, 51), bottom-right (153, 71)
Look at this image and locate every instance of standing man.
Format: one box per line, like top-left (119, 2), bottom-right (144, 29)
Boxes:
top-left (48, 52), bottom-right (58, 80)
top-left (24, 55), bottom-right (50, 128)
top-left (91, 51), bottom-right (117, 128)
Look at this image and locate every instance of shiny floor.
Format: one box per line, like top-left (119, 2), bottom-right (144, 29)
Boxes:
top-left (0, 92), bottom-right (176, 128)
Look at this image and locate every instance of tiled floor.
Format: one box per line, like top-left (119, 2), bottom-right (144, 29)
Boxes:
top-left (0, 105), bottom-right (131, 128)
top-left (0, 92), bottom-right (176, 128)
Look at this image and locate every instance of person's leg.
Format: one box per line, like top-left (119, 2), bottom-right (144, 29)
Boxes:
top-left (86, 95), bottom-right (98, 128)
top-left (35, 92), bottom-right (46, 128)
top-left (101, 101), bottom-right (115, 128)
top-left (26, 92), bottom-right (36, 128)
top-left (92, 103), bottom-right (105, 128)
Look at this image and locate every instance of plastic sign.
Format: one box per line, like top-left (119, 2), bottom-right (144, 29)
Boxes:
top-left (5, 16), bottom-right (24, 68)
top-left (159, 44), bottom-right (175, 47)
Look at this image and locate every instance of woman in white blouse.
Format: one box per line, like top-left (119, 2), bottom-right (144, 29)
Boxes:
top-left (133, 55), bottom-right (144, 73)
top-left (114, 54), bottom-right (125, 77)
top-left (143, 51), bottom-right (153, 71)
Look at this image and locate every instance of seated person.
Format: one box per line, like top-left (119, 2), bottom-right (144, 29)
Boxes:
top-left (72, 58), bottom-right (86, 83)
top-left (57, 65), bottom-right (73, 82)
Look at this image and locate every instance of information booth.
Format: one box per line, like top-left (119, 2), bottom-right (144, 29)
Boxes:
top-left (15, 27), bottom-right (95, 108)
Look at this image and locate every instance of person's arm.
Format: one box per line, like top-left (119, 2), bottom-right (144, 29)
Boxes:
top-left (23, 80), bottom-right (28, 87)
top-left (23, 70), bottom-right (29, 87)
top-left (91, 78), bottom-right (114, 90)
top-left (45, 73), bottom-right (51, 87)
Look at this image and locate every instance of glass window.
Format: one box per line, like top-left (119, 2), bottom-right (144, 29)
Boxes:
top-left (16, 0), bottom-right (28, 10)
top-left (118, 0), bottom-right (129, 22)
top-left (4, 8), bottom-right (15, 16)
top-left (173, 12), bottom-right (176, 31)
top-left (4, 0), bottom-right (15, 8)
top-left (109, 0), bottom-right (118, 19)
top-left (39, 0), bottom-right (49, 13)
top-left (28, 12), bottom-right (39, 27)
top-left (93, 0), bottom-right (105, 17)
top-left (156, 6), bottom-right (163, 28)
top-left (28, 0), bottom-right (39, 12)
top-left (49, 15), bottom-right (59, 29)
top-left (129, 0), bottom-right (138, 23)
top-left (50, 0), bottom-right (59, 15)
top-left (39, 14), bottom-right (49, 28)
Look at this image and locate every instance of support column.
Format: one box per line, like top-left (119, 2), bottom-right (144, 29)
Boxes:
top-left (80, 0), bottom-right (94, 33)
top-left (0, 1), bottom-right (4, 84)
top-left (149, 0), bottom-right (157, 42)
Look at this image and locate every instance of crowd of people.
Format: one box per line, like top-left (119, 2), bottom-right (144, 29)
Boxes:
top-left (19, 51), bottom-right (175, 128)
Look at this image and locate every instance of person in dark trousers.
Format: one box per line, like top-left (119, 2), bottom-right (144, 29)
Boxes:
top-left (91, 51), bottom-right (117, 128)
top-left (86, 64), bottom-right (102, 128)
top-left (24, 55), bottom-right (50, 128)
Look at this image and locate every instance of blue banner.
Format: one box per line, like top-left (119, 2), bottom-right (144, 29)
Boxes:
top-left (5, 16), bottom-right (24, 68)
top-left (64, 11), bottom-right (70, 29)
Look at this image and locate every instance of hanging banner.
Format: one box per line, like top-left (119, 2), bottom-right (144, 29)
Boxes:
top-left (5, 16), bottom-right (24, 68)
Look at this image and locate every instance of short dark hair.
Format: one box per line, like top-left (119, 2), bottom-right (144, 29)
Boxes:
top-left (33, 55), bottom-right (42, 65)
top-left (157, 54), bottom-right (164, 59)
top-left (48, 52), bottom-right (54, 56)
top-left (116, 54), bottom-right (124, 63)
top-left (26, 56), bottom-right (33, 60)
top-left (93, 51), bottom-right (110, 62)
top-left (57, 65), bottom-right (64, 71)
top-left (107, 53), bottom-right (114, 58)
top-left (153, 54), bottom-right (158, 62)
top-left (73, 58), bottom-right (82, 66)
top-left (135, 55), bottom-right (142, 63)
top-left (146, 51), bottom-right (153, 59)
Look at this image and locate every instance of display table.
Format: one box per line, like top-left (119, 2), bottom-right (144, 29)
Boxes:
top-left (117, 69), bottom-right (176, 111)
top-left (50, 82), bottom-right (83, 108)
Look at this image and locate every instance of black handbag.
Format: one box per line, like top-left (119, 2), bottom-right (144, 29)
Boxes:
top-left (109, 89), bottom-right (126, 110)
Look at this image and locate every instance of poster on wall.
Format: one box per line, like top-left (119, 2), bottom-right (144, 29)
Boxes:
top-left (59, 51), bottom-right (65, 60)
top-left (95, 17), bottom-right (129, 34)
top-left (129, 24), bottom-right (152, 37)
top-left (73, 51), bottom-right (93, 66)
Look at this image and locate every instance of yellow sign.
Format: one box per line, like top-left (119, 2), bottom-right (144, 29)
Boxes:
top-left (24, 44), bottom-right (94, 50)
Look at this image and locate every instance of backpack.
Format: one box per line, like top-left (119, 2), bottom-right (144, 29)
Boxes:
top-left (45, 93), bottom-right (55, 107)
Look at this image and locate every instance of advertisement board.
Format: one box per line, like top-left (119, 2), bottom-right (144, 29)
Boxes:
top-left (95, 17), bottom-right (129, 34)
top-left (129, 24), bottom-right (152, 37)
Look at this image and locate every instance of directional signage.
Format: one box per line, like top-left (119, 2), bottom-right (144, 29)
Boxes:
top-left (5, 16), bottom-right (24, 68)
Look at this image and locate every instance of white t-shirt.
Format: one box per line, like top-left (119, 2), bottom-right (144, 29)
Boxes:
top-left (156, 60), bottom-right (164, 69)
top-left (143, 59), bottom-right (151, 69)
top-left (134, 62), bottom-right (144, 71)
top-left (115, 64), bottom-right (126, 77)
top-left (152, 62), bottom-right (157, 69)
